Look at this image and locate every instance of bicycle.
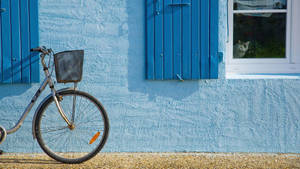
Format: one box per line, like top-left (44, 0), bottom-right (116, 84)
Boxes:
top-left (0, 46), bottom-right (109, 164)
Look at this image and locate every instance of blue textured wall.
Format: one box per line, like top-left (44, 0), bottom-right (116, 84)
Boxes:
top-left (0, 0), bottom-right (299, 153)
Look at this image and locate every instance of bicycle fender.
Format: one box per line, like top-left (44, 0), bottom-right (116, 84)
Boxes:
top-left (32, 88), bottom-right (74, 139)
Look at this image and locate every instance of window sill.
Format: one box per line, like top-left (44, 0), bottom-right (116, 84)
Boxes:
top-left (226, 73), bottom-right (300, 79)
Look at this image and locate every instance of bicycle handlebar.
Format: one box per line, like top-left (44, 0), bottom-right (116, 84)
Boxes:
top-left (31, 46), bottom-right (53, 70)
top-left (30, 46), bottom-right (51, 55)
top-left (30, 47), bottom-right (41, 52)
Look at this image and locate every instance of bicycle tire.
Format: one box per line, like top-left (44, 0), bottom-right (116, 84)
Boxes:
top-left (35, 89), bottom-right (109, 164)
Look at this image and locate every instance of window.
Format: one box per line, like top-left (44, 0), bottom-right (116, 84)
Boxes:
top-left (0, 0), bottom-right (39, 83)
top-left (146, 0), bottom-right (219, 80)
top-left (227, 0), bottom-right (300, 74)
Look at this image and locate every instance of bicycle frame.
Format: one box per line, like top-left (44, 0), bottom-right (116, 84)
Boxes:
top-left (6, 52), bottom-right (73, 135)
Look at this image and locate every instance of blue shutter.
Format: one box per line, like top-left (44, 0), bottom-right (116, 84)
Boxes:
top-left (1, 0), bottom-right (12, 83)
top-left (0, 0), bottom-right (39, 83)
top-left (155, 0), bottom-right (163, 79)
top-left (182, 0), bottom-right (192, 79)
top-left (11, 0), bottom-right (21, 83)
top-left (163, 0), bottom-right (173, 79)
top-left (191, 0), bottom-right (200, 79)
top-left (146, 0), bottom-right (155, 79)
top-left (209, 0), bottom-right (219, 78)
top-left (29, 0), bottom-right (40, 83)
top-left (146, 0), bottom-right (219, 80)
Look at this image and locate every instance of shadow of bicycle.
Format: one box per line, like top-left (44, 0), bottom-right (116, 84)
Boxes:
top-left (0, 157), bottom-right (60, 165)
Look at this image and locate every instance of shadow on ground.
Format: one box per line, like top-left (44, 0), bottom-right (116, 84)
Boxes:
top-left (0, 158), bottom-right (60, 165)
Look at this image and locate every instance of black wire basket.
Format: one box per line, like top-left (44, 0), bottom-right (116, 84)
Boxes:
top-left (54, 50), bottom-right (84, 83)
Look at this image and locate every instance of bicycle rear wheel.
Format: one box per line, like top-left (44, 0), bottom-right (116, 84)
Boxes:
top-left (35, 90), bottom-right (109, 164)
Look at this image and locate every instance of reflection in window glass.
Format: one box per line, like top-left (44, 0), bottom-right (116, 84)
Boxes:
top-left (234, 0), bottom-right (287, 10)
top-left (233, 13), bottom-right (286, 59)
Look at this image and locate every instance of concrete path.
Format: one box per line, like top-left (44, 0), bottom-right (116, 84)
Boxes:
top-left (0, 153), bottom-right (299, 169)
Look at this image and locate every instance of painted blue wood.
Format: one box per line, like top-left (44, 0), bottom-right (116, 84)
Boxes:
top-left (200, 0), bottom-right (210, 79)
top-left (146, 0), bottom-right (155, 79)
top-left (0, 12), bottom-right (1, 83)
top-left (11, 0), bottom-right (22, 83)
top-left (163, 0), bottom-right (173, 80)
top-left (20, 0), bottom-right (31, 83)
top-left (155, 0), bottom-right (163, 79)
top-left (0, 0), bottom-right (39, 83)
top-left (182, 0), bottom-right (191, 79)
top-left (173, 0), bottom-right (182, 80)
top-left (146, 0), bottom-right (219, 80)
top-left (1, 0), bottom-right (12, 83)
top-left (29, 0), bottom-right (40, 82)
top-left (210, 0), bottom-right (219, 79)
top-left (191, 0), bottom-right (200, 79)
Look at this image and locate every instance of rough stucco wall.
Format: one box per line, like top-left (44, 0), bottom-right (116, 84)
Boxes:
top-left (0, 0), bottom-right (299, 153)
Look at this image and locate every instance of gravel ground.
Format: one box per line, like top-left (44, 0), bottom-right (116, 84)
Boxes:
top-left (0, 153), bottom-right (299, 169)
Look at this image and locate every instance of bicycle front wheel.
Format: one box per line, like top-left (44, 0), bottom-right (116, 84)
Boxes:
top-left (35, 90), bottom-right (109, 164)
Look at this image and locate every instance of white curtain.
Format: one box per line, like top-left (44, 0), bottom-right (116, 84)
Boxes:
top-left (234, 0), bottom-right (286, 17)
top-left (235, 0), bottom-right (286, 10)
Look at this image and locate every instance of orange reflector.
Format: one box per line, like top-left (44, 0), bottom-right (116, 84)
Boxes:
top-left (89, 132), bottom-right (100, 144)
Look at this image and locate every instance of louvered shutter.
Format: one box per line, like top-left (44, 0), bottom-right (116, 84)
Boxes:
top-left (0, 0), bottom-right (39, 83)
top-left (146, 0), bottom-right (219, 80)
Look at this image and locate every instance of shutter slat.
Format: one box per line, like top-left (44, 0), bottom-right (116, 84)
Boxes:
top-left (1, 0), bottom-right (12, 83)
top-left (146, 0), bottom-right (155, 79)
top-left (173, 0), bottom-right (182, 79)
top-left (155, 0), bottom-right (163, 79)
top-left (210, 0), bottom-right (219, 79)
top-left (191, 0), bottom-right (200, 79)
top-left (11, 0), bottom-right (22, 83)
top-left (200, 0), bottom-right (210, 79)
top-left (20, 0), bottom-right (30, 83)
top-left (163, 0), bottom-right (173, 79)
top-left (29, 0), bottom-right (39, 82)
top-left (182, 0), bottom-right (191, 79)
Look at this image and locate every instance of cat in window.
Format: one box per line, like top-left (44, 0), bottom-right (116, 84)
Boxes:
top-left (233, 40), bottom-right (250, 58)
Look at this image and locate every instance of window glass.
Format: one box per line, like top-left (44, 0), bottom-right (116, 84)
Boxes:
top-left (232, 0), bottom-right (287, 59)
top-left (233, 13), bottom-right (286, 59)
top-left (234, 0), bottom-right (287, 10)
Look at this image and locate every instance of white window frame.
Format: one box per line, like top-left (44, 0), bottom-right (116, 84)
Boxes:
top-left (226, 0), bottom-right (300, 74)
